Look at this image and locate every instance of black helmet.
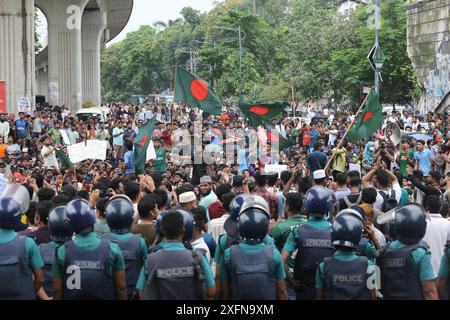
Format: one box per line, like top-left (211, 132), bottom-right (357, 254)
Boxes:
top-left (105, 195), bottom-right (134, 234)
top-left (394, 204), bottom-right (427, 245)
top-left (0, 198), bottom-right (22, 230)
top-left (156, 209), bottom-right (194, 243)
top-left (304, 186), bottom-right (333, 218)
top-left (332, 209), bottom-right (364, 248)
top-left (48, 206), bottom-right (73, 242)
top-left (239, 195), bottom-right (270, 217)
top-left (238, 196), bottom-right (270, 244)
top-left (65, 199), bottom-right (96, 234)
top-left (177, 208), bottom-right (194, 243)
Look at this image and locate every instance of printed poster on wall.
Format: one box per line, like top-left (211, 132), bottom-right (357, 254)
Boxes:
top-left (49, 82), bottom-right (59, 106)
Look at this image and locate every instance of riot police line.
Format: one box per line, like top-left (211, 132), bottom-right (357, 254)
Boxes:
top-left (0, 183), bottom-right (443, 300)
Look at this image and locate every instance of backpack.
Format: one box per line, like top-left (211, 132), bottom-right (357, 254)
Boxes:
top-left (379, 190), bottom-right (398, 213)
top-left (342, 193), bottom-right (362, 209)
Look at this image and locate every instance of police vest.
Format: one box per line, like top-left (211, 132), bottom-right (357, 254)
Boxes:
top-left (294, 224), bottom-right (333, 286)
top-left (0, 236), bottom-right (35, 300)
top-left (219, 233), bottom-right (240, 258)
top-left (379, 241), bottom-right (427, 300)
top-left (323, 256), bottom-right (370, 300)
top-left (445, 245), bottom-right (450, 299)
top-left (113, 234), bottom-right (144, 296)
top-left (63, 238), bottom-right (115, 300)
top-left (143, 248), bottom-right (206, 300)
top-left (39, 242), bottom-right (56, 297)
top-left (228, 245), bottom-right (276, 300)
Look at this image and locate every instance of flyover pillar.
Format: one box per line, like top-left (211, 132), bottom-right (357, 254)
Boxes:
top-left (81, 9), bottom-right (107, 108)
top-left (0, 0), bottom-right (35, 114)
top-left (36, 0), bottom-right (89, 112)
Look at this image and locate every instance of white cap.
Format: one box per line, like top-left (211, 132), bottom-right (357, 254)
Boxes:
top-left (179, 191), bottom-right (197, 204)
top-left (313, 169), bottom-right (326, 180)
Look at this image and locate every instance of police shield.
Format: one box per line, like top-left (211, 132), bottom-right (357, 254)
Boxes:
top-left (1, 183), bottom-right (30, 214)
top-left (376, 207), bottom-right (396, 225)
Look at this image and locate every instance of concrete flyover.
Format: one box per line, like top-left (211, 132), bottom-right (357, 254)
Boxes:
top-left (0, 0), bottom-right (133, 114)
top-left (407, 0), bottom-right (450, 113)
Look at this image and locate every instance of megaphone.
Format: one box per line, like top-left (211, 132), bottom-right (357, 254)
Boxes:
top-left (384, 123), bottom-right (409, 146)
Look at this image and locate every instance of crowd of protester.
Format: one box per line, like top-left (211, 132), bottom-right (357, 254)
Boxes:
top-left (1, 99), bottom-right (450, 300)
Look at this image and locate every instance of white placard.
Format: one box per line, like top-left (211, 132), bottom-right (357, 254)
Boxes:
top-left (263, 164), bottom-right (288, 176)
top-left (146, 140), bottom-right (156, 161)
top-left (60, 129), bottom-right (71, 145)
top-left (67, 142), bottom-right (87, 163)
top-left (86, 140), bottom-right (107, 161)
top-left (349, 163), bottom-right (361, 177)
top-left (17, 96), bottom-right (31, 114)
top-left (49, 82), bottom-right (59, 106)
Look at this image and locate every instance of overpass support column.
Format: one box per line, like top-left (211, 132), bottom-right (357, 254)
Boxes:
top-left (37, 0), bottom-right (89, 113)
top-left (81, 9), bottom-right (107, 108)
top-left (0, 0), bottom-right (35, 114)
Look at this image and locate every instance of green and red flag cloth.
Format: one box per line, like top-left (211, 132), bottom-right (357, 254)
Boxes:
top-left (134, 116), bottom-right (156, 174)
top-left (267, 129), bottom-right (297, 149)
top-left (238, 100), bottom-right (289, 128)
top-left (347, 90), bottom-right (383, 142)
top-left (55, 149), bottom-right (74, 171)
top-left (175, 67), bottom-right (222, 115)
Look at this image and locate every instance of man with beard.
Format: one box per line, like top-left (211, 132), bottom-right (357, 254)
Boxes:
top-left (0, 113), bottom-right (10, 144)
top-left (198, 176), bottom-right (218, 222)
top-left (40, 136), bottom-right (59, 172)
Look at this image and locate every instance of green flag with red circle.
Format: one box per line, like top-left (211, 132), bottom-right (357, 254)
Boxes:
top-left (238, 100), bottom-right (289, 128)
top-left (175, 67), bottom-right (222, 115)
top-left (347, 90), bottom-right (383, 142)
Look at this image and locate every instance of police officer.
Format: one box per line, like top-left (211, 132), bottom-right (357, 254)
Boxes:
top-left (38, 205), bottom-right (73, 300)
top-left (52, 199), bottom-right (127, 300)
top-left (136, 210), bottom-right (216, 300)
top-left (282, 186), bottom-right (334, 300)
top-left (316, 209), bottom-right (376, 300)
top-left (378, 204), bottom-right (438, 300)
top-left (105, 195), bottom-right (147, 299)
top-left (0, 184), bottom-right (44, 299)
top-left (220, 195), bottom-right (288, 300)
top-left (213, 194), bottom-right (275, 299)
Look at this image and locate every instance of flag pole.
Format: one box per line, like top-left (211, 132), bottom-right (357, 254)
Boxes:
top-left (324, 93), bottom-right (370, 173)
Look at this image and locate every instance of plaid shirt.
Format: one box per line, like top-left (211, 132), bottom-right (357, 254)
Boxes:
top-left (252, 187), bottom-right (279, 220)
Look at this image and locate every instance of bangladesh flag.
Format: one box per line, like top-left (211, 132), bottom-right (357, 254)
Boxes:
top-left (55, 149), bottom-right (74, 171)
top-left (238, 100), bottom-right (289, 128)
top-left (175, 67), bottom-right (222, 115)
top-left (134, 117), bottom-right (156, 174)
top-left (267, 128), bottom-right (297, 149)
top-left (347, 90), bottom-right (383, 142)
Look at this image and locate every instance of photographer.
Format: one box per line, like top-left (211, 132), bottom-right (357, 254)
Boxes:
top-left (374, 138), bottom-right (395, 171)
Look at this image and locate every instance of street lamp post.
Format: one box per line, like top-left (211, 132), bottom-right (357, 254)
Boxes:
top-left (374, 0), bottom-right (381, 95)
top-left (213, 26), bottom-right (245, 79)
top-left (175, 49), bottom-right (194, 73)
top-left (192, 40), bottom-right (216, 86)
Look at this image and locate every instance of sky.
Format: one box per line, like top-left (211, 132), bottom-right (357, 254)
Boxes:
top-left (36, 0), bottom-right (217, 47)
top-left (110, 0), bottom-right (217, 44)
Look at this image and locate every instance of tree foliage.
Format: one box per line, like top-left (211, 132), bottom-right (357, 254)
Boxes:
top-left (101, 0), bottom-right (419, 106)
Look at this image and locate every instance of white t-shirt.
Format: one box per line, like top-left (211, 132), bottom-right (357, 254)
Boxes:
top-left (328, 129), bottom-right (338, 146)
top-left (191, 237), bottom-right (211, 264)
top-left (41, 145), bottom-right (58, 169)
top-left (422, 213), bottom-right (450, 277)
top-left (373, 183), bottom-right (402, 213)
top-left (209, 214), bottom-right (229, 243)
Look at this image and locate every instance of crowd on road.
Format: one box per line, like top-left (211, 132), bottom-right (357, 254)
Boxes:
top-left (1, 100), bottom-right (450, 300)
